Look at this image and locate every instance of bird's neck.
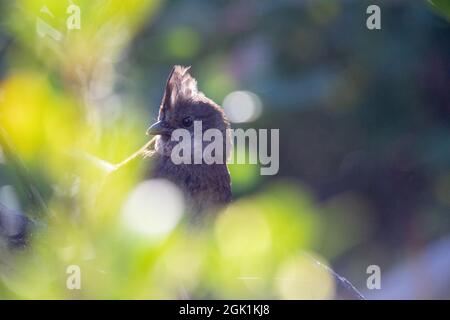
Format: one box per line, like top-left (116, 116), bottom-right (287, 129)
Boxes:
top-left (150, 154), bottom-right (231, 213)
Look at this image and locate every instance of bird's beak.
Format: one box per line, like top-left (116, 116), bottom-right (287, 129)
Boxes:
top-left (146, 120), bottom-right (172, 136)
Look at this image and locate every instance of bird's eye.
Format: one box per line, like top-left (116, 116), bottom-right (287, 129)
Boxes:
top-left (182, 116), bottom-right (193, 127)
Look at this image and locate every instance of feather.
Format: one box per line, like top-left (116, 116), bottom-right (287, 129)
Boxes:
top-left (161, 65), bottom-right (199, 112)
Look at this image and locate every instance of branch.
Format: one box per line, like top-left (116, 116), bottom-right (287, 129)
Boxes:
top-left (115, 136), bottom-right (156, 169)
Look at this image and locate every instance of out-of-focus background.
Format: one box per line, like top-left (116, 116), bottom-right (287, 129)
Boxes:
top-left (0, 0), bottom-right (449, 299)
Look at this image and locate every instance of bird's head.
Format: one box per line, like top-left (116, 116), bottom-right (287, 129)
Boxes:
top-left (147, 66), bottom-right (231, 160)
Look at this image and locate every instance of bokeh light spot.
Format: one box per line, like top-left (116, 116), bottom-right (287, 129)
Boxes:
top-left (215, 203), bottom-right (271, 258)
top-left (165, 27), bottom-right (201, 59)
top-left (121, 179), bottom-right (184, 240)
top-left (223, 91), bottom-right (262, 123)
top-left (275, 253), bottom-right (335, 300)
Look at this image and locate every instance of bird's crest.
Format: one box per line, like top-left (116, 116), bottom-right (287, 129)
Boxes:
top-left (161, 65), bottom-right (198, 111)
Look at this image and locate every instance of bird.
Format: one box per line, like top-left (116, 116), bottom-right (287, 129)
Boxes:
top-left (144, 66), bottom-right (232, 216)
top-left (0, 67), bottom-right (366, 300)
top-left (140, 67), bottom-right (365, 299)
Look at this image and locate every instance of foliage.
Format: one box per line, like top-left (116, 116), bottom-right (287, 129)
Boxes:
top-left (0, 0), bottom-right (449, 299)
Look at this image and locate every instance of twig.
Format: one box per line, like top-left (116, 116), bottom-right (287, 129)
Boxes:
top-left (305, 252), bottom-right (365, 300)
top-left (114, 137), bottom-right (156, 169)
top-left (67, 137), bottom-right (156, 175)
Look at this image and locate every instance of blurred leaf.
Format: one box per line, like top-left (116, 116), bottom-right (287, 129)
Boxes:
top-left (428, 0), bottom-right (450, 20)
top-left (165, 27), bottom-right (201, 59)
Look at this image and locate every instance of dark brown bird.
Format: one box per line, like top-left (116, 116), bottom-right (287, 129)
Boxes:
top-left (145, 66), bottom-right (232, 215)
